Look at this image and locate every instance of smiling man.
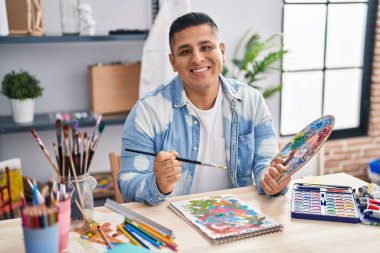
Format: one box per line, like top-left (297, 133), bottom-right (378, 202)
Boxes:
top-left (118, 12), bottom-right (290, 205)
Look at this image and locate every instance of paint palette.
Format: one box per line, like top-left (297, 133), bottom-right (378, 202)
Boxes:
top-left (291, 183), bottom-right (360, 223)
top-left (275, 115), bottom-right (335, 183)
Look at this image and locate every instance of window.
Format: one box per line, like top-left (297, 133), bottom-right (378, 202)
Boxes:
top-left (280, 0), bottom-right (377, 139)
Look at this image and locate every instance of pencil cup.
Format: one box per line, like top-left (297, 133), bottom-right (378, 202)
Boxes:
top-left (53, 173), bottom-right (97, 228)
top-left (58, 197), bottom-right (71, 251)
top-left (23, 224), bottom-right (59, 253)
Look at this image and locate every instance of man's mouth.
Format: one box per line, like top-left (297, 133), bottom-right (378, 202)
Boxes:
top-left (191, 66), bottom-right (210, 73)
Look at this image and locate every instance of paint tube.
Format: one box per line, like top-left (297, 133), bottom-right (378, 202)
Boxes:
top-left (363, 209), bottom-right (380, 220)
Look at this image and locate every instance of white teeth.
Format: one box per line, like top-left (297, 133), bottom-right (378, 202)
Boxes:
top-left (192, 67), bottom-right (208, 73)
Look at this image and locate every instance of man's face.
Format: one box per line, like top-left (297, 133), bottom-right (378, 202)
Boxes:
top-left (169, 24), bottom-right (225, 94)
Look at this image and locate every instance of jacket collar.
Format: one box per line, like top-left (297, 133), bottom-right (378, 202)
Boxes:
top-left (172, 74), bottom-right (242, 108)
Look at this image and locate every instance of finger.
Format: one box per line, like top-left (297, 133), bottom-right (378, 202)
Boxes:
top-left (155, 165), bottom-right (181, 177)
top-left (166, 173), bottom-right (182, 184)
top-left (264, 170), bottom-right (279, 189)
top-left (273, 163), bottom-right (286, 174)
top-left (278, 175), bottom-right (291, 188)
top-left (270, 156), bottom-right (285, 166)
top-left (155, 151), bottom-right (175, 162)
top-left (261, 176), bottom-right (274, 195)
top-left (268, 167), bottom-right (281, 179)
top-left (169, 150), bottom-right (179, 158)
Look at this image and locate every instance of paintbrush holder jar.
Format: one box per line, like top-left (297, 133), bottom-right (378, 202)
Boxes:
top-left (53, 173), bottom-right (97, 228)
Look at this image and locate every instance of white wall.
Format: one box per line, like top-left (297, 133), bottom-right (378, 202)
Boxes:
top-left (0, 0), bottom-right (284, 181)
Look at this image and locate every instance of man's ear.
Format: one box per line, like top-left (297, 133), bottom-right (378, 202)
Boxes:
top-left (220, 42), bottom-right (226, 63)
top-left (169, 53), bottom-right (177, 72)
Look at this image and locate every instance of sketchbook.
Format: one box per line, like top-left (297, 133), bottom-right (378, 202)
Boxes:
top-left (168, 194), bottom-right (283, 244)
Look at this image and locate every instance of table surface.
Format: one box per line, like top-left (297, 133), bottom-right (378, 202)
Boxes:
top-left (0, 172), bottom-right (379, 253)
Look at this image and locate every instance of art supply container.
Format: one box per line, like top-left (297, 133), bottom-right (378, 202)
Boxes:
top-left (23, 224), bottom-right (59, 253)
top-left (368, 158), bottom-right (380, 185)
top-left (54, 173), bottom-right (97, 228)
top-left (58, 197), bottom-right (71, 251)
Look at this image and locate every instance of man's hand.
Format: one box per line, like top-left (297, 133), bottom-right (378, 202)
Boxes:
top-left (260, 157), bottom-right (291, 196)
top-left (153, 150), bottom-right (182, 194)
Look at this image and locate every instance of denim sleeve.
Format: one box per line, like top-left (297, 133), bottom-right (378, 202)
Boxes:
top-left (117, 100), bottom-right (169, 206)
top-left (252, 94), bottom-right (288, 197)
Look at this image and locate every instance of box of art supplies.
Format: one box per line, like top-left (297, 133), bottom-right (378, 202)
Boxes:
top-left (291, 183), bottom-right (360, 223)
top-left (355, 183), bottom-right (380, 226)
top-left (88, 62), bottom-right (141, 114)
top-left (22, 205), bottom-right (59, 253)
top-left (368, 158), bottom-right (380, 185)
top-left (0, 158), bottom-right (24, 220)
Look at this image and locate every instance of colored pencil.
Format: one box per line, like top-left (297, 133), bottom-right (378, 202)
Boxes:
top-left (125, 148), bottom-right (227, 170)
top-left (126, 224), bottom-right (161, 248)
top-left (117, 224), bottom-right (142, 247)
top-left (124, 226), bottom-right (150, 249)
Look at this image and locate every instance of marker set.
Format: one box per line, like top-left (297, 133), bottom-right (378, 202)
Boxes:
top-left (291, 183), bottom-right (360, 223)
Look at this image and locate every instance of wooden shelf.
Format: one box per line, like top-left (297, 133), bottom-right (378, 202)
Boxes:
top-left (0, 33), bottom-right (148, 44)
top-left (0, 111), bottom-right (128, 134)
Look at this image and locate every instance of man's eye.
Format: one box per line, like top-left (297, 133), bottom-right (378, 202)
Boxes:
top-left (179, 50), bottom-right (191, 55)
top-left (202, 46), bottom-right (211, 51)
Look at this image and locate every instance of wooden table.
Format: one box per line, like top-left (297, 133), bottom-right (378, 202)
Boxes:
top-left (0, 173), bottom-right (379, 252)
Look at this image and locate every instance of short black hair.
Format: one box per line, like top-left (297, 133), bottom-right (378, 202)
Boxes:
top-left (169, 12), bottom-right (219, 51)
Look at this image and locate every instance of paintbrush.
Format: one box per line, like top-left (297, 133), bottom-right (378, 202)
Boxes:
top-left (124, 148), bottom-right (227, 170)
top-left (90, 114), bottom-right (102, 144)
top-left (81, 132), bottom-right (88, 175)
top-left (63, 125), bottom-right (71, 177)
top-left (55, 119), bottom-right (63, 173)
top-left (86, 121), bottom-right (105, 174)
top-left (76, 132), bottom-right (82, 175)
top-left (31, 128), bottom-right (60, 174)
top-left (63, 124), bottom-right (85, 211)
top-left (52, 142), bottom-right (60, 170)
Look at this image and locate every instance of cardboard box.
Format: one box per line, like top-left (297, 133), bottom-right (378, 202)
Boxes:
top-left (6, 0), bottom-right (45, 36)
top-left (88, 62), bottom-right (140, 114)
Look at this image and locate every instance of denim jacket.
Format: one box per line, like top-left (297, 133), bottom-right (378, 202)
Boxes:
top-left (118, 75), bottom-right (281, 205)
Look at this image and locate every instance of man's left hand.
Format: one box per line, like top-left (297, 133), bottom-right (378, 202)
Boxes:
top-left (260, 157), bottom-right (291, 196)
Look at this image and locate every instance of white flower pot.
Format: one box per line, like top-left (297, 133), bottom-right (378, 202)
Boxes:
top-left (9, 98), bottom-right (35, 123)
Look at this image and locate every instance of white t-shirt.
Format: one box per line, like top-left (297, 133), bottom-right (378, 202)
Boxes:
top-left (189, 86), bottom-right (229, 194)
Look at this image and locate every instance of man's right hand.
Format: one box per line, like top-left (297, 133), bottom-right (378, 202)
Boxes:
top-left (153, 150), bottom-right (182, 194)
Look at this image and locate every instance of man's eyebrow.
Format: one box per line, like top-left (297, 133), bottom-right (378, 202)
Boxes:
top-left (176, 40), bottom-right (214, 51)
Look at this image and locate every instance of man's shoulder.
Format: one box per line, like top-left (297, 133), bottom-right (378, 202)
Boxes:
top-left (141, 78), bottom-right (176, 102)
top-left (222, 77), bottom-right (262, 98)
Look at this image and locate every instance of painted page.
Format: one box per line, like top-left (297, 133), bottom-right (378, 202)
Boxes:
top-left (169, 194), bottom-right (282, 244)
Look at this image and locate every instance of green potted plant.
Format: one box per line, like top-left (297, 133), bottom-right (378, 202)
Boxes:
top-left (223, 31), bottom-right (288, 98)
top-left (1, 70), bottom-right (44, 123)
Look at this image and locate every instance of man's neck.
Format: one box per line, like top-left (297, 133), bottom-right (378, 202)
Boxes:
top-left (185, 82), bottom-right (221, 110)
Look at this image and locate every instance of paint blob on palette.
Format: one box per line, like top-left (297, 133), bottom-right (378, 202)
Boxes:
top-left (275, 115), bottom-right (335, 182)
top-left (291, 183), bottom-right (360, 223)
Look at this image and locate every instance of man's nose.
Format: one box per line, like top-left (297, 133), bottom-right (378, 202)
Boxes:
top-left (191, 49), bottom-right (205, 64)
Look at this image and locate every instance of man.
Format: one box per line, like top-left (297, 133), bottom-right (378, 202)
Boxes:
top-left (118, 12), bottom-right (290, 205)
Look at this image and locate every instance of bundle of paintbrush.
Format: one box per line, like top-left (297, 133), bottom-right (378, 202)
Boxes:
top-left (30, 115), bottom-right (105, 179)
top-left (53, 115), bottom-right (105, 178)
